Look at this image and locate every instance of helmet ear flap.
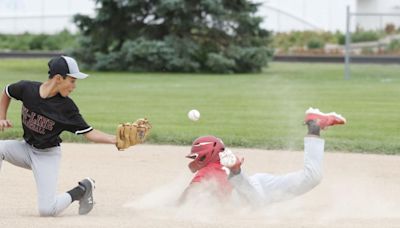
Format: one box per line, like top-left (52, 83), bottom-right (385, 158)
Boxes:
top-left (199, 155), bottom-right (206, 161)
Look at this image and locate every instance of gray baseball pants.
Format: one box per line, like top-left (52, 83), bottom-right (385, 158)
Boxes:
top-left (0, 140), bottom-right (72, 216)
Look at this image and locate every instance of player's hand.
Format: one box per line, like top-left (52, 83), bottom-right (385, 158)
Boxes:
top-left (230, 156), bottom-right (244, 175)
top-left (219, 148), bottom-right (244, 175)
top-left (0, 119), bottom-right (13, 131)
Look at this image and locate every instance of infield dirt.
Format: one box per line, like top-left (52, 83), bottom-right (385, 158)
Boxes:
top-left (1, 143), bottom-right (399, 228)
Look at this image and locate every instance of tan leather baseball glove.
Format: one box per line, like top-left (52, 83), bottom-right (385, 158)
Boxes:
top-left (116, 118), bottom-right (152, 150)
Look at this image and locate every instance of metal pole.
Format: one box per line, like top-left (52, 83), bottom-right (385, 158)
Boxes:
top-left (13, 1), bottom-right (17, 33)
top-left (277, 10), bottom-right (280, 32)
top-left (344, 6), bottom-right (351, 80)
top-left (379, 15), bottom-right (383, 54)
top-left (41, 0), bottom-right (45, 33)
top-left (302, 0), bottom-right (306, 30)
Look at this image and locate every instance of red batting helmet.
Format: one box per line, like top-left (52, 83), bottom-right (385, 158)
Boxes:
top-left (186, 135), bottom-right (225, 173)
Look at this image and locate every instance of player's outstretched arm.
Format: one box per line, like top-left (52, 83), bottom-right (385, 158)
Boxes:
top-left (0, 90), bottom-right (13, 131)
top-left (84, 129), bottom-right (116, 144)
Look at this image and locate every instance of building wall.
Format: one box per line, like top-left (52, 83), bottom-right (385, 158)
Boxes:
top-left (0, 0), bottom-right (94, 34)
top-left (4, 0), bottom-right (396, 34)
top-left (355, 0), bottom-right (400, 31)
top-left (256, 0), bottom-right (356, 32)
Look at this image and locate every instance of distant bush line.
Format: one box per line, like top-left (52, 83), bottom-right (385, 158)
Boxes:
top-left (0, 29), bottom-right (76, 52)
top-left (1, 28), bottom-right (399, 55)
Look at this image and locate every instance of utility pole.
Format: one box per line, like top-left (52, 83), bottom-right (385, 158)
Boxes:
top-left (344, 5), bottom-right (351, 80)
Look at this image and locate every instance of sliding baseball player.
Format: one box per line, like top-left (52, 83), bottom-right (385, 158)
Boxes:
top-left (181, 108), bottom-right (346, 206)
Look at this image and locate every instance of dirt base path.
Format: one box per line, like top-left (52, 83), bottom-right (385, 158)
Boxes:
top-left (1, 143), bottom-right (399, 228)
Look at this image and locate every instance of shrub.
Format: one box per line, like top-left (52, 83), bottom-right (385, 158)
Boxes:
top-left (227, 46), bottom-right (271, 73)
top-left (91, 37), bottom-right (202, 72)
top-left (272, 31), bottom-right (339, 50)
top-left (388, 39), bottom-right (400, 51)
top-left (0, 30), bottom-right (77, 51)
top-left (351, 31), bottom-right (381, 43)
top-left (205, 53), bottom-right (235, 73)
top-left (72, 0), bottom-right (271, 73)
top-left (361, 47), bottom-right (374, 55)
top-left (307, 38), bottom-right (325, 49)
top-left (385, 23), bottom-right (396, 34)
top-left (337, 33), bottom-right (346, 45)
top-left (29, 34), bottom-right (49, 50)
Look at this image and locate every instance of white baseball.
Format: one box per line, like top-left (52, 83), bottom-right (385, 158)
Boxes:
top-left (188, 109), bottom-right (200, 121)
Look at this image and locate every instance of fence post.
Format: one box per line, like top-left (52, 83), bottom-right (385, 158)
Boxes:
top-left (344, 5), bottom-right (351, 80)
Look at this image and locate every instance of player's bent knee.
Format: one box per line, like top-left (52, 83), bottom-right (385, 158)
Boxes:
top-left (0, 144), bottom-right (4, 171)
top-left (304, 169), bottom-right (322, 189)
top-left (306, 172), bottom-right (323, 188)
top-left (0, 142), bottom-right (5, 155)
top-left (38, 205), bottom-right (57, 217)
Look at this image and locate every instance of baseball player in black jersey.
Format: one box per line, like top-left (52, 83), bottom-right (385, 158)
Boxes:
top-left (0, 56), bottom-right (117, 216)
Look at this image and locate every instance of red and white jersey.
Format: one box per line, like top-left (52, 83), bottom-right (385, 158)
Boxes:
top-left (190, 162), bottom-right (233, 194)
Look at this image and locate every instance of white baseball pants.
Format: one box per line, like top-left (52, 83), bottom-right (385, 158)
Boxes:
top-left (230, 137), bottom-right (325, 206)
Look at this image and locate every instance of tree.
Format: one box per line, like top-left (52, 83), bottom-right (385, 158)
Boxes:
top-left (72, 0), bottom-right (272, 73)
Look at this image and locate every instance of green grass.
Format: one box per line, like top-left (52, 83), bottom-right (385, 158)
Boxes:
top-left (1, 59), bottom-right (400, 154)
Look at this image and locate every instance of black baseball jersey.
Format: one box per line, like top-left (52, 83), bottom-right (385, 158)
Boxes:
top-left (6, 80), bottom-right (93, 149)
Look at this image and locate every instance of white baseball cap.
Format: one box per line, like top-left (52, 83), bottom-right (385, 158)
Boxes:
top-left (48, 55), bottom-right (89, 79)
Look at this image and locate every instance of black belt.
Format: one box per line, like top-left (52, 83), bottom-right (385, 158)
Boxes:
top-left (27, 142), bottom-right (59, 150)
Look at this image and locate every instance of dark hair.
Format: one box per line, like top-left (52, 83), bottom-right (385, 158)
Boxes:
top-left (48, 71), bottom-right (68, 79)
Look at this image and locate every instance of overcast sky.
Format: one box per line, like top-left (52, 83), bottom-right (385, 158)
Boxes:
top-left (0, 0), bottom-right (356, 34)
top-left (0, 0), bottom-right (94, 15)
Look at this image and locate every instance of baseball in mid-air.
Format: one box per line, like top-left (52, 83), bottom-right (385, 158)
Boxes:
top-left (188, 109), bottom-right (200, 121)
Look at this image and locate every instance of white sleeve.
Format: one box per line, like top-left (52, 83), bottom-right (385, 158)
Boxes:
top-left (4, 85), bottom-right (13, 99)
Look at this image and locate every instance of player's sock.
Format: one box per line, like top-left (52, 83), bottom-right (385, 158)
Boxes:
top-left (306, 119), bottom-right (320, 136)
top-left (67, 185), bottom-right (85, 202)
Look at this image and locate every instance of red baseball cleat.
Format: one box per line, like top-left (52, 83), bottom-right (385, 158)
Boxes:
top-left (305, 107), bottom-right (346, 129)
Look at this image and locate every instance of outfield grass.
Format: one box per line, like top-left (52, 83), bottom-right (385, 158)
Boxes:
top-left (1, 59), bottom-right (399, 154)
